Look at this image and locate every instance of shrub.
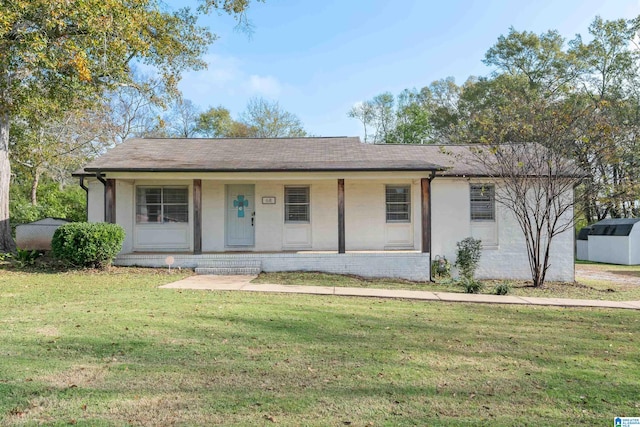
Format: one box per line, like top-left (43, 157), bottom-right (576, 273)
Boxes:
top-left (455, 237), bottom-right (482, 281)
top-left (52, 222), bottom-right (125, 268)
top-left (14, 248), bottom-right (41, 268)
top-left (460, 277), bottom-right (483, 294)
top-left (494, 282), bottom-right (511, 295)
top-left (431, 255), bottom-right (451, 279)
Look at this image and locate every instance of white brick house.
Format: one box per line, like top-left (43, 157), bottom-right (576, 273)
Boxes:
top-left (75, 137), bottom-right (576, 282)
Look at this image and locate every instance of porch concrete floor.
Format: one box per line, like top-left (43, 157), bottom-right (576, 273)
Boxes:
top-left (160, 275), bottom-right (640, 310)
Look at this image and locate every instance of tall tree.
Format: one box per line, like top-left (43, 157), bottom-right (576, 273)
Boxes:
top-left (11, 105), bottom-right (113, 205)
top-left (239, 97), bottom-right (307, 137)
top-left (108, 71), bottom-right (167, 143)
top-left (196, 105), bottom-right (253, 137)
top-left (165, 98), bottom-right (201, 138)
top-left (348, 101), bottom-right (375, 143)
top-left (197, 106), bottom-right (236, 137)
top-left (0, 0), bottom-right (255, 252)
top-left (348, 90), bottom-right (432, 144)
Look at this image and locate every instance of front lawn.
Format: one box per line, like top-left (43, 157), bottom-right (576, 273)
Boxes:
top-left (0, 267), bottom-right (638, 426)
top-left (254, 269), bottom-right (640, 301)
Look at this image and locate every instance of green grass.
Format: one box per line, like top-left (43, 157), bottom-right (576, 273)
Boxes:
top-left (1, 267), bottom-right (639, 425)
top-left (254, 269), bottom-right (640, 301)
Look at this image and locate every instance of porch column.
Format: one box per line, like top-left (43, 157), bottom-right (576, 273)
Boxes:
top-left (193, 179), bottom-right (202, 254)
top-left (338, 179), bottom-right (345, 254)
top-left (105, 179), bottom-right (116, 224)
top-left (421, 177), bottom-right (432, 254)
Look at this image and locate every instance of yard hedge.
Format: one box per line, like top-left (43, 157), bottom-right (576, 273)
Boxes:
top-left (52, 222), bottom-right (125, 268)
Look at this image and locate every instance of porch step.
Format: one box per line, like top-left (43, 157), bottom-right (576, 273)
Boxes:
top-left (195, 259), bottom-right (262, 276)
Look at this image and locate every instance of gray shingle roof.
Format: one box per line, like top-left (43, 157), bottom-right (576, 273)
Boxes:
top-left (80, 137), bottom-right (447, 173)
top-left (77, 137), bottom-right (580, 177)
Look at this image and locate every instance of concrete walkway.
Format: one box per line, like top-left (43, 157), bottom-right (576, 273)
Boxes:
top-left (160, 275), bottom-right (640, 310)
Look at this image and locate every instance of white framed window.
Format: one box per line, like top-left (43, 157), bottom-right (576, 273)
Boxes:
top-left (284, 186), bottom-right (310, 223)
top-left (136, 186), bottom-right (188, 223)
top-left (386, 185), bottom-right (411, 223)
top-left (470, 184), bottom-right (495, 221)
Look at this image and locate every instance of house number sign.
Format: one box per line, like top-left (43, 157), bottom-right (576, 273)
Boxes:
top-left (233, 195), bottom-right (249, 217)
top-left (262, 196), bottom-right (276, 204)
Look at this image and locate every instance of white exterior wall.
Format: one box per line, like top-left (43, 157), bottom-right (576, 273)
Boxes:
top-left (83, 172), bottom-right (576, 281)
top-left (84, 174), bottom-right (421, 254)
top-left (630, 225), bottom-right (640, 264)
top-left (116, 252), bottom-right (431, 281)
top-left (588, 236), bottom-right (631, 265)
top-left (431, 178), bottom-right (575, 282)
top-left (345, 180), bottom-right (417, 250)
top-left (87, 179), bottom-right (104, 223)
top-left (576, 240), bottom-right (589, 261)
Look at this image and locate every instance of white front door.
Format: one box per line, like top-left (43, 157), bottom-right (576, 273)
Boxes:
top-left (226, 184), bottom-right (255, 246)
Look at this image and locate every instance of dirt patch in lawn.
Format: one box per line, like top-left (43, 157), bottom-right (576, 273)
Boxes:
top-left (576, 264), bottom-right (640, 285)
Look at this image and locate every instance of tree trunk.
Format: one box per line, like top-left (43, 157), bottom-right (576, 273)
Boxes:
top-left (30, 168), bottom-right (40, 206)
top-left (0, 111), bottom-right (16, 252)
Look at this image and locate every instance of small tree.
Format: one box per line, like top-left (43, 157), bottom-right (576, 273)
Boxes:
top-left (455, 237), bottom-right (482, 281)
top-left (470, 143), bottom-right (583, 287)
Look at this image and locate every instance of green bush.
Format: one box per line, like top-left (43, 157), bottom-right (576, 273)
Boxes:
top-left (494, 282), bottom-right (511, 295)
top-left (460, 277), bottom-right (483, 294)
top-left (455, 237), bottom-right (482, 281)
top-left (52, 222), bottom-right (125, 268)
top-left (14, 248), bottom-right (41, 268)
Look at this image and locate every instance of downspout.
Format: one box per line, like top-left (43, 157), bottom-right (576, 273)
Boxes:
top-left (79, 176), bottom-right (89, 221)
top-left (95, 172), bottom-right (107, 222)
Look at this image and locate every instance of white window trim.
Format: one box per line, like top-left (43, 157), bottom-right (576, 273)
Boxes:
top-left (284, 186), bottom-right (311, 224)
top-left (470, 184), bottom-right (495, 222)
top-left (136, 186), bottom-right (189, 224)
top-left (385, 185), bottom-right (411, 223)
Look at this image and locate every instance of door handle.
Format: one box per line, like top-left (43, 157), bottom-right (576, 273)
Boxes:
top-left (251, 212), bottom-right (255, 227)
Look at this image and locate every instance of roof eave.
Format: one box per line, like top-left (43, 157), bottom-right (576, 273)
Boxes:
top-left (82, 166), bottom-right (446, 173)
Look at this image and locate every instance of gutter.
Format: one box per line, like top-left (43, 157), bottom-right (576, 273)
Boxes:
top-left (95, 172), bottom-right (108, 222)
top-left (79, 176), bottom-right (89, 220)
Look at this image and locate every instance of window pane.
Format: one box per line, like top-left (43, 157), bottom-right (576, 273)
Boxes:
top-left (285, 205), bottom-right (309, 222)
top-left (285, 187), bottom-right (309, 204)
top-left (470, 184), bottom-right (495, 221)
top-left (164, 204), bottom-right (188, 223)
top-left (285, 187), bottom-right (309, 223)
top-left (386, 185), bottom-right (410, 222)
top-left (136, 186), bottom-right (189, 224)
top-left (137, 188), bottom-right (161, 204)
top-left (136, 204), bottom-right (162, 223)
top-left (164, 187), bottom-right (188, 204)
top-left (386, 186), bottom-right (409, 203)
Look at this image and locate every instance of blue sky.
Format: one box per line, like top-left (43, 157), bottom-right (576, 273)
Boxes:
top-left (168, 0), bottom-right (639, 137)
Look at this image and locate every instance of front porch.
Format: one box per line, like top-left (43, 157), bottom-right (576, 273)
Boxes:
top-left (115, 250), bottom-right (431, 281)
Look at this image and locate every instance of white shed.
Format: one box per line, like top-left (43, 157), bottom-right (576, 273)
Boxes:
top-left (587, 218), bottom-right (640, 265)
top-left (15, 218), bottom-right (69, 251)
top-left (576, 226), bottom-right (592, 261)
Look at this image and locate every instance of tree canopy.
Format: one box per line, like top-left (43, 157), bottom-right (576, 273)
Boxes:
top-left (0, 0), bottom-right (256, 251)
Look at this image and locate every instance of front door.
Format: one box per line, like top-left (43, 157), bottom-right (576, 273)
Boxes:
top-left (226, 184), bottom-right (255, 246)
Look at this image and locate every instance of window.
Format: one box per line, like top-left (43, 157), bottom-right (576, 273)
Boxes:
top-left (284, 186), bottom-right (310, 223)
top-left (470, 184), bottom-right (495, 221)
top-left (386, 185), bottom-right (411, 223)
top-left (136, 187), bottom-right (188, 223)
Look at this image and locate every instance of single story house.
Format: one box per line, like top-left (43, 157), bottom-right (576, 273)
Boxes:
top-left (74, 137), bottom-right (576, 282)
